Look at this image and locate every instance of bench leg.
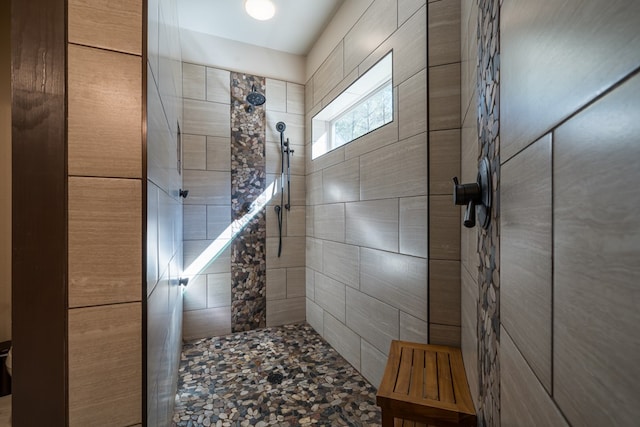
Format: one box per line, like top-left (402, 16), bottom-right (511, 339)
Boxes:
top-left (381, 410), bottom-right (394, 427)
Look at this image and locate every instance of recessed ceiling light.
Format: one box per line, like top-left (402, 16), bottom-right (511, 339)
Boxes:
top-left (245, 0), bottom-right (276, 21)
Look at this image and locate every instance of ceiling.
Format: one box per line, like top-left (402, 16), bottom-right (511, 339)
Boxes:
top-left (177, 0), bottom-right (345, 56)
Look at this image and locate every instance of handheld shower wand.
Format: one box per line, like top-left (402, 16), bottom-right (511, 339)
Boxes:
top-left (275, 121), bottom-right (287, 257)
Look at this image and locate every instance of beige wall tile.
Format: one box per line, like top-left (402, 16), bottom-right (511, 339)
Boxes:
top-left (390, 4), bottom-right (426, 86)
top-left (286, 82), bottom-right (305, 114)
top-left (398, 68), bottom-right (427, 140)
top-left (360, 248), bottom-right (427, 321)
top-left (314, 272), bottom-right (346, 323)
top-left (307, 170), bottom-right (323, 205)
top-left (206, 205), bottom-right (231, 240)
top-left (501, 328), bottom-right (568, 427)
top-left (502, 134), bottom-right (552, 391)
top-left (305, 237), bottom-right (323, 272)
top-left (206, 67), bottom-right (231, 104)
top-left (286, 206), bottom-right (306, 237)
top-left (361, 338), bottom-right (388, 388)
top-left (68, 45), bottom-right (142, 178)
top-left (286, 267), bottom-right (306, 298)
top-left (266, 78), bottom-right (287, 112)
top-left (323, 158), bottom-right (360, 204)
top-left (182, 63), bottom-right (206, 100)
top-left (183, 170), bottom-right (230, 205)
top-left (323, 312), bottom-right (361, 370)
top-left (429, 324), bottom-right (460, 346)
top-left (428, 0), bottom-right (461, 66)
top-left (399, 311), bottom-right (428, 344)
top-left (68, 0), bottom-right (142, 55)
top-left (346, 288), bottom-right (399, 355)
top-left (68, 303), bottom-right (141, 426)
top-left (183, 134), bottom-right (206, 170)
top-left (267, 297), bottom-right (305, 327)
top-left (266, 236), bottom-right (305, 268)
top-left (183, 240), bottom-right (230, 275)
top-left (183, 306), bottom-right (231, 340)
top-left (429, 260), bottom-right (461, 326)
top-left (305, 268), bottom-right (315, 301)
top-left (313, 42), bottom-right (344, 105)
top-left (314, 203), bottom-right (346, 242)
top-left (398, 0), bottom-right (426, 25)
top-left (266, 138), bottom-right (305, 176)
top-left (430, 129), bottom-right (461, 195)
top-left (345, 199), bottom-right (399, 252)
top-left (429, 63), bottom-right (461, 130)
top-left (267, 268), bottom-right (287, 301)
top-left (553, 75), bottom-right (640, 426)
top-left (147, 184), bottom-right (160, 293)
top-left (310, 145), bottom-right (345, 173)
top-left (429, 195), bottom-right (460, 260)
top-left (183, 99), bottom-right (230, 137)
top-left (360, 133), bottom-right (427, 200)
top-left (206, 136), bottom-right (231, 171)
top-left (207, 273), bottom-right (231, 308)
top-left (183, 274), bottom-right (206, 311)
top-left (322, 241), bottom-right (360, 289)
top-left (399, 196), bottom-right (428, 258)
top-left (306, 298), bottom-right (323, 333)
top-left (321, 68), bottom-right (359, 109)
top-left (69, 177), bottom-right (141, 307)
top-left (306, 205), bottom-right (315, 237)
top-left (461, 264), bottom-right (478, 407)
top-left (343, 0), bottom-right (397, 75)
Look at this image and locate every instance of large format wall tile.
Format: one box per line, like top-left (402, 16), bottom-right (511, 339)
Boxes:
top-left (501, 134), bottom-right (552, 391)
top-left (69, 303), bottom-right (141, 426)
top-left (68, 177), bottom-right (141, 307)
top-left (553, 73), bottom-right (640, 426)
top-left (266, 297), bottom-right (305, 327)
top-left (322, 158), bottom-right (360, 204)
top-left (361, 338), bottom-right (388, 388)
top-left (206, 67), bottom-right (231, 103)
top-left (182, 63), bottom-right (206, 100)
top-left (429, 62), bottom-right (461, 131)
top-left (398, 69), bottom-right (427, 140)
top-left (323, 312), bottom-right (361, 370)
top-left (68, 0), bottom-right (142, 55)
top-left (183, 307), bottom-right (231, 340)
top-left (183, 99), bottom-right (230, 137)
top-left (429, 260), bottom-right (461, 326)
top-left (399, 196), bottom-right (428, 258)
top-left (183, 170), bottom-right (231, 205)
top-left (429, 195), bottom-right (460, 260)
top-left (428, 0), bottom-right (461, 66)
top-left (314, 273), bottom-right (346, 323)
top-left (360, 133), bottom-right (427, 200)
top-left (501, 328), bottom-right (568, 427)
top-left (429, 129), bottom-right (460, 195)
top-left (399, 312), bottom-right (428, 344)
top-left (306, 298), bottom-right (323, 333)
top-left (501, 0), bottom-right (640, 161)
top-left (360, 248), bottom-right (427, 321)
top-left (346, 288), bottom-right (399, 355)
top-left (345, 199), bottom-right (399, 252)
top-left (344, 0), bottom-right (397, 75)
top-left (322, 241), bottom-right (360, 289)
top-left (313, 42), bottom-right (343, 105)
top-left (314, 204), bottom-right (345, 242)
top-left (68, 45), bottom-right (142, 178)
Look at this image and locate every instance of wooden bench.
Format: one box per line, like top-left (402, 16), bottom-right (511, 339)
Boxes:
top-left (376, 341), bottom-right (477, 427)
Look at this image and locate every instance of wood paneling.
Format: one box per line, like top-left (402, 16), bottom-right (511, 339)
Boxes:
top-left (68, 303), bottom-right (142, 426)
top-left (68, 0), bottom-right (142, 55)
top-left (501, 328), bottom-right (568, 427)
top-left (554, 73), bottom-right (640, 426)
top-left (501, 134), bottom-right (552, 391)
top-left (68, 45), bottom-right (142, 178)
top-left (501, 0), bottom-right (640, 161)
top-left (11, 0), bottom-right (67, 422)
top-left (68, 177), bottom-right (142, 307)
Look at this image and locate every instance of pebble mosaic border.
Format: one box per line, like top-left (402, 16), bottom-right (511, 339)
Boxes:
top-left (172, 323), bottom-right (382, 426)
top-left (230, 73), bottom-right (267, 332)
top-left (476, 0), bottom-right (501, 425)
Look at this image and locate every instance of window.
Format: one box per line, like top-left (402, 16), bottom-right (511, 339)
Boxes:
top-left (312, 51), bottom-right (393, 159)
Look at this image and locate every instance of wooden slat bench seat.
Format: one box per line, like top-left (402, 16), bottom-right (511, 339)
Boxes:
top-left (376, 341), bottom-right (477, 427)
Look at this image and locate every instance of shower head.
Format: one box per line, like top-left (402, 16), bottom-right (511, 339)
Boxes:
top-left (246, 84), bottom-right (266, 113)
top-left (276, 121), bottom-right (286, 133)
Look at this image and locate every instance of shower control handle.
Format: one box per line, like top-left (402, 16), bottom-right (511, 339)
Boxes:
top-left (452, 157), bottom-right (492, 229)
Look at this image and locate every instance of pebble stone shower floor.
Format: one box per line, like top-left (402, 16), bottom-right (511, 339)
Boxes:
top-left (172, 322), bottom-right (383, 427)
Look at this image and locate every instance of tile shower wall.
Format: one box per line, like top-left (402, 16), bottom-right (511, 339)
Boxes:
top-left (147, 0), bottom-right (184, 425)
top-left (182, 63), bottom-right (306, 339)
top-left (305, 0), bottom-right (430, 389)
top-left (66, 0), bottom-right (146, 425)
